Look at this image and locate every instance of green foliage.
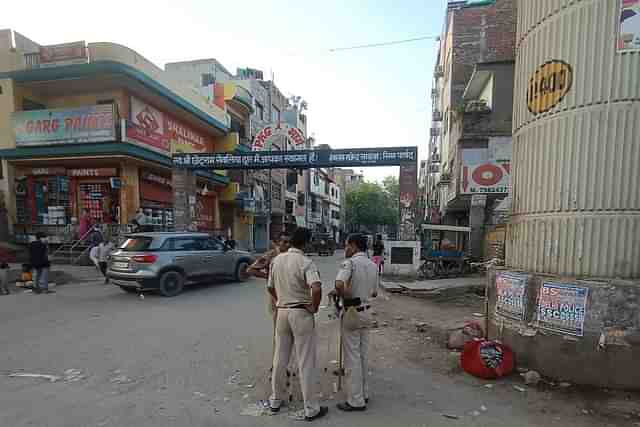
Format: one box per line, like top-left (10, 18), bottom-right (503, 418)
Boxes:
top-left (345, 177), bottom-right (399, 229)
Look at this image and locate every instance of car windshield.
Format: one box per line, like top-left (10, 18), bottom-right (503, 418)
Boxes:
top-left (119, 237), bottom-right (156, 252)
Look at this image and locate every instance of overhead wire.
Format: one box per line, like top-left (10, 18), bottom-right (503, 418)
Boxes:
top-left (328, 35), bottom-right (439, 52)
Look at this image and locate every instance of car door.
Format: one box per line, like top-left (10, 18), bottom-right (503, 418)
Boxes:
top-left (169, 237), bottom-right (206, 281)
top-left (201, 238), bottom-right (230, 277)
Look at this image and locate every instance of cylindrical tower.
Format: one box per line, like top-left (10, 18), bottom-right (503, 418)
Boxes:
top-left (508, 0), bottom-right (640, 279)
top-left (487, 0), bottom-right (640, 390)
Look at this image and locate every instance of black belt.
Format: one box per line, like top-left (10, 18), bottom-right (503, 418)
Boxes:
top-left (279, 304), bottom-right (309, 309)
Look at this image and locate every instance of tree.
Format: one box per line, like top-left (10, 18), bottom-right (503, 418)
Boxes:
top-left (382, 175), bottom-right (399, 214)
top-left (345, 177), bottom-right (398, 232)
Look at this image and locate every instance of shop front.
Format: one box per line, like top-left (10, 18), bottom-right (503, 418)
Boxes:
top-left (139, 170), bottom-right (174, 230)
top-left (13, 166), bottom-right (121, 243)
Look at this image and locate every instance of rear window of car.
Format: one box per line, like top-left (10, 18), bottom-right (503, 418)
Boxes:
top-left (119, 237), bottom-right (160, 251)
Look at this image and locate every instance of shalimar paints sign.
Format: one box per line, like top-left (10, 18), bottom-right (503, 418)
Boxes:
top-left (527, 60), bottom-right (573, 114)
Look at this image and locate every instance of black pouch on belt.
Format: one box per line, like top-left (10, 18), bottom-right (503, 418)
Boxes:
top-left (343, 297), bottom-right (362, 308)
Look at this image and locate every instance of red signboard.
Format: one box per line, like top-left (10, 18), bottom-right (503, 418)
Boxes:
top-left (127, 97), bottom-right (170, 152)
top-left (127, 96), bottom-right (210, 154)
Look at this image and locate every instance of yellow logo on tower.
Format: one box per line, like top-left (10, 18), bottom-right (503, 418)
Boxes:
top-left (527, 60), bottom-right (573, 115)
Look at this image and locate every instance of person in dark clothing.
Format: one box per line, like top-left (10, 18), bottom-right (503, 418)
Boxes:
top-left (372, 235), bottom-right (385, 274)
top-left (29, 232), bottom-right (53, 294)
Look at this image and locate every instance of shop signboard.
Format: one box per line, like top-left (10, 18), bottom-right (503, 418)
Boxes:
top-left (142, 171), bottom-right (172, 187)
top-left (174, 146), bottom-right (418, 170)
top-left (253, 124), bottom-right (306, 150)
top-left (495, 272), bottom-right (528, 321)
top-left (39, 41), bottom-right (87, 66)
top-left (619, 0), bottom-right (640, 51)
top-left (460, 161), bottom-right (510, 195)
top-left (127, 97), bottom-right (170, 153)
top-left (13, 105), bottom-right (115, 146)
top-left (128, 97), bottom-right (210, 154)
top-left (67, 168), bottom-right (117, 177)
top-left (24, 167), bottom-right (67, 176)
top-left (167, 117), bottom-right (209, 154)
top-left (537, 282), bottom-right (589, 337)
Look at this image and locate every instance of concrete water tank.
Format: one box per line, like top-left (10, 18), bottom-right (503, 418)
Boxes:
top-left (489, 0), bottom-right (640, 389)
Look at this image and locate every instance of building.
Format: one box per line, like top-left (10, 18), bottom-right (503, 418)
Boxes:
top-left (0, 31), bottom-right (241, 245)
top-left (427, 0), bottom-right (516, 259)
top-left (332, 168), bottom-right (363, 237)
top-left (165, 59), bottom-right (306, 251)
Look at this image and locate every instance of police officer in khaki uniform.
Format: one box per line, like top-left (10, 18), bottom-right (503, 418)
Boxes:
top-left (268, 228), bottom-right (328, 421)
top-left (334, 233), bottom-right (379, 412)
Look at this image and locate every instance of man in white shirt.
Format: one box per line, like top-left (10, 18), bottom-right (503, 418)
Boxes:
top-left (267, 227), bottom-right (328, 422)
top-left (333, 233), bottom-right (379, 412)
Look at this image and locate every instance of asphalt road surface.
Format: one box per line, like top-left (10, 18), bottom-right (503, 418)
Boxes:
top-left (0, 252), bottom-right (623, 427)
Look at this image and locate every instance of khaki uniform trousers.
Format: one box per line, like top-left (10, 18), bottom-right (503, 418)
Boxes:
top-left (270, 308), bottom-right (320, 418)
top-left (343, 312), bottom-right (370, 408)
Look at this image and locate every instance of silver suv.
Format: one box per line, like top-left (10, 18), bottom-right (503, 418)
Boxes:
top-left (107, 232), bottom-right (255, 297)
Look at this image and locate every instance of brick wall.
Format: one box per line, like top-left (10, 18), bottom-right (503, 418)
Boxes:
top-left (450, 0), bottom-right (516, 106)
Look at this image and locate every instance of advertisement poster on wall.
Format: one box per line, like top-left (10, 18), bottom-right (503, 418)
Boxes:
top-left (127, 97), bottom-right (170, 153)
top-left (460, 162), bottom-right (510, 195)
top-left (13, 105), bottom-right (115, 146)
top-left (399, 163), bottom-right (418, 241)
top-left (537, 282), bottom-right (589, 337)
top-left (167, 117), bottom-right (209, 154)
top-left (495, 272), bottom-right (528, 321)
top-left (619, 0), bottom-right (640, 51)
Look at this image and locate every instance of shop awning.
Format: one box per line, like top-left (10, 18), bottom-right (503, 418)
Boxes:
top-left (0, 142), bottom-right (230, 186)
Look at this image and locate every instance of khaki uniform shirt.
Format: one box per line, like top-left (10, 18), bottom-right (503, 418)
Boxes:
top-left (268, 248), bottom-right (321, 307)
top-left (335, 252), bottom-right (379, 303)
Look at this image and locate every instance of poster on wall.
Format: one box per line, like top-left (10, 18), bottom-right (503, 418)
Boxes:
top-left (495, 272), bottom-right (528, 321)
top-left (619, 0), bottom-right (640, 51)
top-left (13, 105), bottom-right (115, 146)
top-left (398, 163), bottom-right (418, 241)
top-left (537, 282), bottom-right (589, 337)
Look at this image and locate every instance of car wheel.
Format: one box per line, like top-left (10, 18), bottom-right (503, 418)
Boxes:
top-left (235, 261), bottom-right (250, 282)
top-left (158, 271), bottom-right (185, 297)
top-left (119, 286), bottom-right (137, 294)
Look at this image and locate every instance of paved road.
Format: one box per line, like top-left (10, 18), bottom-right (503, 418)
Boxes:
top-left (0, 253), bottom-right (621, 427)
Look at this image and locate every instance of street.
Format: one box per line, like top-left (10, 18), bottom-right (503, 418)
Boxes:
top-left (0, 252), bottom-right (630, 427)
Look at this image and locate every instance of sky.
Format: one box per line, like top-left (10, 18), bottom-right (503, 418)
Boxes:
top-left (3, 0), bottom-right (445, 181)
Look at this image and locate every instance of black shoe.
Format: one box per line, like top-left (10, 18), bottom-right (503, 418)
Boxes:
top-left (43, 290), bottom-right (55, 294)
top-left (365, 398), bottom-right (369, 404)
top-left (33, 288), bottom-right (42, 294)
top-left (305, 406), bottom-right (328, 421)
top-left (270, 406), bottom-right (280, 413)
top-left (337, 402), bottom-right (366, 412)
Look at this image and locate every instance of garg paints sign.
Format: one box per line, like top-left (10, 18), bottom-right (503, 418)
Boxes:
top-left (13, 105), bottom-right (115, 146)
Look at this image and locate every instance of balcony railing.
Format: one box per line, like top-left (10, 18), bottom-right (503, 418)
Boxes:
top-left (432, 111), bottom-right (443, 122)
top-left (431, 88), bottom-right (439, 98)
top-left (434, 65), bottom-right (444, 78)
top-left (25, 52), bottom-right (41, 69)
top-left (430, 127), bottom-right (440, 136)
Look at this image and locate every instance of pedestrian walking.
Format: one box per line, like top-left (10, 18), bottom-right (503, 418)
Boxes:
top-left (372, 234), bottom-right (385, 275)
top-left (0, 261), bottom-right (10, 295)
top-left (29, 232), bottom-right (53, 294)
top-left (267, 227), bottom-right (328, 421)
top-left (89, 244), bottom-right (100, 271)
top-left (333, 233), bottom-right (379, 412)
top-left (97, 240), bottom-right (114, 284)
